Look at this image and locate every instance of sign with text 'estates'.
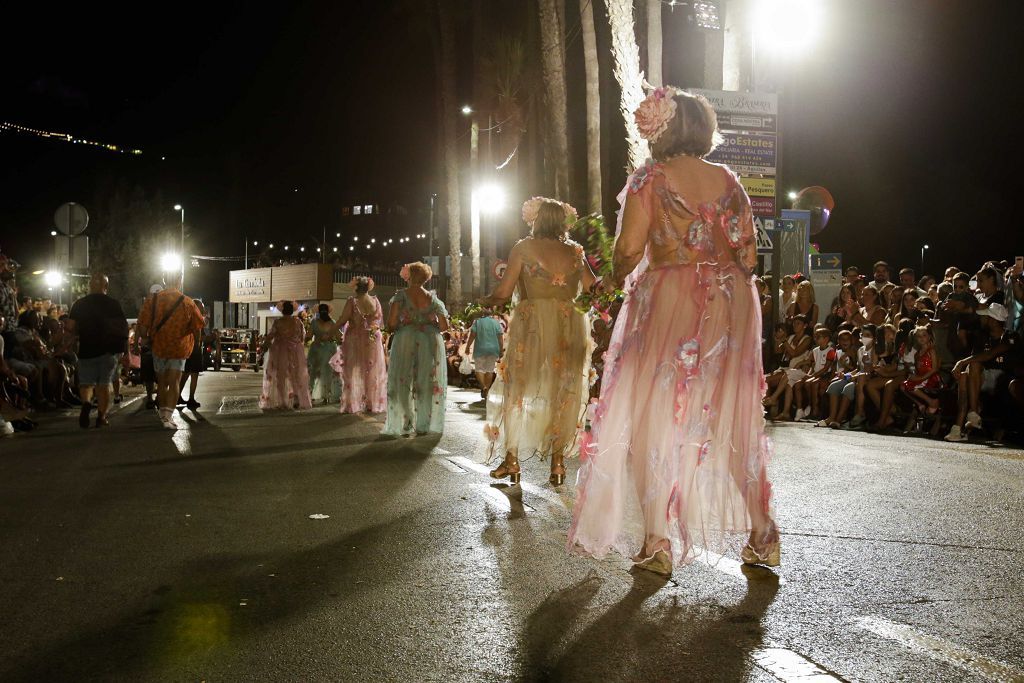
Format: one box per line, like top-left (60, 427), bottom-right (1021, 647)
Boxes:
top-left (707, 132), bottom-right (777, 175)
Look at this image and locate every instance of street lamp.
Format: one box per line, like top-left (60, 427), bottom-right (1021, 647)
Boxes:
top-left (43, 271), bottom-right (62, 287)
top-left (751, 0), bottom-right (824, 56)
top-left (461, 105), bottom-right (473, 115)
top-left (787, 190), bottom-right (798, 200)
top-left (173, 204), bottom-right (185, 288)
top-left (160, 252), bottom-right (182, 273)
top-left (476, 183), bottom-right (506, 214)
top-left (921, 244), bottom-right (930, 275)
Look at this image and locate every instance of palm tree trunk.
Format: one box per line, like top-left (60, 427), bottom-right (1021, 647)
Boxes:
top-left (580, 0), bottom-right (602, 215)
top-left (606, 0), bottom-right (650, 172)
top-left (537, 0), bottom-right (571, 200)
top-left (438, 0), bottom-right (462, 306)
top-left (646, 0), bottom-right (662, 86)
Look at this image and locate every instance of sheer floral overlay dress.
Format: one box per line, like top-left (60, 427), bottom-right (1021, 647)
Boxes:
top-left (260, 317), bottom-right (313, 411)
top-left (332, 296), bottom-right (387, 414)
top-left (484, 240), bottom-right (595, 464)
top-left (383, 290), bottom-right (448, 435)
top-left (568, 160), bottom-right (775, 565)
top-left (307, 319), bottom-right (340, 403)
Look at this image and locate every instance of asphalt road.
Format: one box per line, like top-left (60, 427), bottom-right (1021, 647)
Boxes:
top-left (1, 371), bottom-right (1023, 682)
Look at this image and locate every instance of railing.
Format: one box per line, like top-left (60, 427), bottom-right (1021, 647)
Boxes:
top-left (333, 270), bottom-right (438, 288)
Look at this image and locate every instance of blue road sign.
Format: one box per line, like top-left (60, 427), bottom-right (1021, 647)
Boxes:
top-left (811, 253), bottom-right (842, 271)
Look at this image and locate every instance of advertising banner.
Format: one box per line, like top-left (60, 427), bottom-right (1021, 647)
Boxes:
top-left (689, 89), bottom-right (778, 132)
top-left (707, 132), bottom-right (777, 175)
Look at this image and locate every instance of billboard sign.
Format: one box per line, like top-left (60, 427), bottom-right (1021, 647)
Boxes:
top-left (707, 132), bottom-right (777, 175)
top-left (690, 89), bottom-right (778, 132)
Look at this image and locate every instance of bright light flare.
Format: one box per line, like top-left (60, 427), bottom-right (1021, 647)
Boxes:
top-left (160, 253), bottom-right (182, 272)
top-left (476, 183), bottom-right (506, 214)
top-left (752, 0), bottom-right (823, 55)
top-left (43, 271), bottom-right (63, 287)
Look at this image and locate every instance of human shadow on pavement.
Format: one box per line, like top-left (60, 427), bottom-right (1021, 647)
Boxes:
top-left (1, 439), bottom-right (442, 681)
top-left (519, 566), bottom-right (780, 682)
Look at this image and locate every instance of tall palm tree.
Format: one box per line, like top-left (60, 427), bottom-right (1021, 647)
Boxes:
top-left (537, 0), bottom-right (571, 200)
top-left (437, 0), bottom-right (462, 305)
top-left (579, 0), bottom-right (602, 215)
top-left (646, 0), bottom-right (663, 86)
top-left (606, 0), bottom-right (650, 172)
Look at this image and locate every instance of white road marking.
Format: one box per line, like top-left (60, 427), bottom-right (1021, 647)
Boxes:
top-left (170, 412), bottom-right (191, 455)
top-left (856, 616), bottom-right (1024, 682)
top-left (750, 647), bottom-right (842, 681)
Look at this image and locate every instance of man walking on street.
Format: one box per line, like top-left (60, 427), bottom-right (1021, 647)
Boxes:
top-left (137, 272), bottom-right (205, 430)
top-left (67, 274), bottom-right (129, 428)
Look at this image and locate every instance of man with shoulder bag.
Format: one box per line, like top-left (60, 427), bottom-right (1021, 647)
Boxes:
top-left (136, 272), bottom-right (205, 430)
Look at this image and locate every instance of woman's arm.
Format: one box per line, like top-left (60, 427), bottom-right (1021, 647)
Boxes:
top-left (580, 250), bottom-right (598, 292)
top-left (387, 301), bottom-right (400, 331)
top-left (335, 299), bottom-right (353, 329)
top-left (465, 329), bottom-right (476, 355)
top-left (610, 193), bottom-right (649, 288)
top-left (437, 315), bottom-right (450, 333)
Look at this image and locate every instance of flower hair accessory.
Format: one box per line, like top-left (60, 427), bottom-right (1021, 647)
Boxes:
top-left (521, 197), bottom-right (579, 227)
top-left (399, 264), bottom-right (412, 282)
top-left (634, 85), bottom-right (681, 142)
top-left (348, 276), bottom-right (376, 292)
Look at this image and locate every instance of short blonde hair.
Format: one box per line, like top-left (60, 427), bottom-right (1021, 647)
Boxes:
top-left (651, 91), bottom-right (722, 161)
top-left (407, 261), bottom-right (432, 285)
top-left (796, 280), bottom-right (816, 305)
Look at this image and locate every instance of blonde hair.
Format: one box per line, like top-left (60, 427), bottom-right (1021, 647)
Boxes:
top-left (532, 200), bottom-right (570, 240)
top-left (650, 91), bottom-right (723, 161)
top-left (407, 262), bottom-right (432, 285)
top-left (796, 280), bottom-right (816, 305)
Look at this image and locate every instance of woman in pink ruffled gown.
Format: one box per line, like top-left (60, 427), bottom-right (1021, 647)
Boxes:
top-left (259, 300), bottom-right (313, 410)
top-left (568, 88), bottom-right (779, 577)
top-left (332, 276), bottom-right (387, 414)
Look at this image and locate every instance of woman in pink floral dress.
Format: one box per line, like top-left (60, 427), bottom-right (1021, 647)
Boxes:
top-left (568, 88), bottom-right (779, 577)
top-left (482, 198), bottom-right (596, 486)
top-left (332, 276), bottom-right (387, 414)
top-left (259, 300), bottom-right (313, 410)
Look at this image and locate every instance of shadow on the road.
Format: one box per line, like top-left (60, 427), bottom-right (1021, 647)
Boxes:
top-left (2, 438), bottom-right (441, 681)
top-left (108, 434), bottom-right (379, 468)
top-left (519, 567), bottom-right (780, 681)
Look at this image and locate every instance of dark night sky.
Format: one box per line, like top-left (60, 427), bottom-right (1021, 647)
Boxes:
top-left (3, 0), bottom-right (1024, 302)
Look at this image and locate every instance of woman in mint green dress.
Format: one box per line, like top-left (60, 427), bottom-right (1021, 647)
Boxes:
top-left (383, 262), bottom-right (450, 436)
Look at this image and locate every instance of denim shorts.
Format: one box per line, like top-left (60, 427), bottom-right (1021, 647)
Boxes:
top-left (152, 355), bottom-right (187, 374)
top-left (826, 377), bottom-right (856, 401)
top-left (78, 354), bottom-right (119, 386)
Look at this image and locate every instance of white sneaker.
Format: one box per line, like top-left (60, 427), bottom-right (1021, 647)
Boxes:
top-left (794, 408), bottom-right (808, 421)
top-left (0, 420), bottom-right (14, 437)
top-left (965, 411), bottom-right (982, 430)
top-left (816, 419), bottom-right (829, 428)
top-left (944, 425), bottom-right (966, 442)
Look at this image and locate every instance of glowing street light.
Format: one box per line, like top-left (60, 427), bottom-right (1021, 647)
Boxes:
top-left (751, 0), bottom-right (824, 56)
top-left (172, 204), bottom-right (185, 287)
top-left (921, 244), bottom-right (930, 274)
top-left (160, 252), bottom-right (182, 273)
top-left (50, 230), bottom-right (58, 236)
top-left (461, 105), bottom-right (473, 115)
top-left (43, 271), bottom-right (63, 287)
top-left (788, 190), bottom-right (799, 200)
top-left (269, 243), bottom-right (275, 248)
top-left (476, 183), bottom-right (506, 214)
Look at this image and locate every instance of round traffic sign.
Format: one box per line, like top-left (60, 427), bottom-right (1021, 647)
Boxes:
top-left (493, 259), bottom-right (508, 280)
top-left (54, 203), bottom-right (89, 236)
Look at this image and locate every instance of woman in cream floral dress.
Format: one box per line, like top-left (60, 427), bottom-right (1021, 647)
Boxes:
top-left (482, 198), bottom-right (596, 486)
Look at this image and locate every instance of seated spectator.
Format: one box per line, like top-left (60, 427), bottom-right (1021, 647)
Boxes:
top-left (868, 323), bottom-right (909, 431)
top-left (853, 285), bottom-right (887, 327)
top-left (975, 266), bottom-right (1004, 309)
top-left (943, 266), bottom-right (960, 284)
top-left (844, 266), bottom-right (860, 285)
top-left (825, 283), bottom-right (857, 334)
top-left (779, 275), bottom-right (796, 321)
top-left (817, 329), bottom-right (858, 427)
top-left (786, 281), bottom-right (819, 327)
top-left (867, 261), bottom-right (891, 292)
top-left (945, 303), bottom-right (1015, 442)
top-left (919, 275), bottom-right (937, 292)
top-left (900, 326), bottom-right (943, 416)
top-left (764, 314), bottom-right (813, 420)
top-left (899, 267), bottom-right (927, 297)
top-left (794, 326), bottom-right (835, 421)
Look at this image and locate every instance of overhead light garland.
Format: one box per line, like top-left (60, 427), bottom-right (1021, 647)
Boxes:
top-left (1, 120), bottom-right (143, 155)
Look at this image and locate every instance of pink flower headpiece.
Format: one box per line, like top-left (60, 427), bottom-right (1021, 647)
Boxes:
top-left (399, 264), bottom-right (412, 282)
top-left (634, 85), bottom-right (681, 142)
top-left (348, 276), bottom-right (375, 292)
top-left (521, 197), bottom-right (579, 227)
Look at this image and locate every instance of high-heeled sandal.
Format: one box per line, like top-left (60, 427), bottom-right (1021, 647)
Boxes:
top-left (742, 525), bottom-right (781, 567)
top-left (633, 549), bottom-right (673, 577)
top-left (549, 457), bottom-right (566, 486)
top-left (490, 456), bottom-right (520, 484)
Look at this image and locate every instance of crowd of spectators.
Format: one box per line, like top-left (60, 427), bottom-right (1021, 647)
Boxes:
top-left (1, 262), bottom-right (134, 437)
top-left (758, 259), bottom-right (1024, 443)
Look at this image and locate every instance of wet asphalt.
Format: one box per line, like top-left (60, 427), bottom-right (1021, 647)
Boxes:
top-left (0, 371), bottom-right (1022, 682)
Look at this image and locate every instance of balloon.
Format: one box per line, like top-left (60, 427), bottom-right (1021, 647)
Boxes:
top-left (792, 187), bottom-right (834, 235)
